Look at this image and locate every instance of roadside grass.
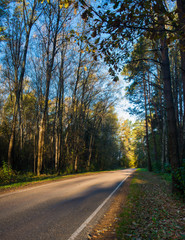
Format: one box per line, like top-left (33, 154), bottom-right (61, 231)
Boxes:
top-left (117, 169), bottom-right (185, 240)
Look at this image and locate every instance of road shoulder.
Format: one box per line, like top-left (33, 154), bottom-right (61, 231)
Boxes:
top-left (88, 174), bottom-right (133, 239)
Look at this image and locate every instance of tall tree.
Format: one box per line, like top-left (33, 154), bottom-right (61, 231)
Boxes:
top-left (37, 0), bottom-right (65, 175)
top-left (5, 0), bottom-right (38, 167)
top-left (176, 0), bottom-right (185, 161)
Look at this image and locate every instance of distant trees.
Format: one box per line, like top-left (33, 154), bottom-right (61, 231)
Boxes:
top-left (119, 120), bottom-right (136, 168)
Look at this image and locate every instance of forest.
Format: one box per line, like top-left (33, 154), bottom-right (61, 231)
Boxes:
top-left (0, 0), bottom-right (184, 197)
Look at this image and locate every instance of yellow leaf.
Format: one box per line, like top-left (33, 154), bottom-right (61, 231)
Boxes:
top-left (64, 2), bottom-right (69, 8)
top-left (84, 66), bottom-right (87, 71)
top-left (59, 4), bottom-right (63, 8)
top-left (74, 8), bottom-right (77, 15)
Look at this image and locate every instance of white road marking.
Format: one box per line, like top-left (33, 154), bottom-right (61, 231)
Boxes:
top-left (67, 175), bottom-right (130, 240)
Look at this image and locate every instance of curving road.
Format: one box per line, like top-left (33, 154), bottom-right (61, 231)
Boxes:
top-left (0, 169), bottom-right (135, 240)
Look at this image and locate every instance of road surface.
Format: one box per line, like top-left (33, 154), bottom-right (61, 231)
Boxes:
top-left (0, 169), bottom-right (135, 240)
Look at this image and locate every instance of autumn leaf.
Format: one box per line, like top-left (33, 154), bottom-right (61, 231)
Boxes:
top-left (64, 2), bottom-right (69, 8)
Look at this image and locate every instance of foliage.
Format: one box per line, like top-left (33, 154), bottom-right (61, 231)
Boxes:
top-left (0, 161), bottom-right (16, 184)
top-left (173, 160), bottom-right (185, 197)
top-left (159, 172), bottom-right (172, 183)
top-left (119, 120), bottom-right (137, 168)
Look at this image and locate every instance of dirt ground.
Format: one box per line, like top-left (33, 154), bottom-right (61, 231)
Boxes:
top-left (88, 175), bottom-right (133, 240)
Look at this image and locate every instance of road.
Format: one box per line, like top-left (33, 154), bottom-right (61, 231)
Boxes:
top-left (0, 169), bottom-right (135, 240)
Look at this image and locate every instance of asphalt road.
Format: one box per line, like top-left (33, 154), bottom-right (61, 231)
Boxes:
top-left (0, 169), bottom-right (135, 240)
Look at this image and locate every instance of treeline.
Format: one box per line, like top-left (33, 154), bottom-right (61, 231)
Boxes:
top-left (0, 0), bottom-right (123, 176)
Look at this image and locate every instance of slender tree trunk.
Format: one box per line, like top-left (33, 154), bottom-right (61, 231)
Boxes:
top-left (37, 117), bottom-right (45, 175)
top-left (53, 90), bottom-right (59, 171)
top-left (55, 133), bottom-right (59, 171)
top-left (34, 134), bottom-right (36, 174)
top-left (58, 49), bottom-right (65, 171)
top-left (147, 73), bottom-right (158, 165)
top-left (87, 134), bottom-right (93, 171)
top-left (143, 76), bottom-right (152, 171)
top-left (161, 109), bottom-right (168, 170)
top-left (8, 104), bottom-right (17, 167)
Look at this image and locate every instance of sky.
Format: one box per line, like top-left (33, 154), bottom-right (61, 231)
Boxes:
top-left (114, 74), bottom-right (137, 123)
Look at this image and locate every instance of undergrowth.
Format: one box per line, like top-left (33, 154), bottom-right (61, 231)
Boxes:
top-left (0, 164), bottom-right (123, 189)
top-left (0, 162), bottom-right (61, 188)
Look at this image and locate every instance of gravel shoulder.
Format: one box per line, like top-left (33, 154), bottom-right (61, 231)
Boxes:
top-left (88, 174), bottom-right (133, 239)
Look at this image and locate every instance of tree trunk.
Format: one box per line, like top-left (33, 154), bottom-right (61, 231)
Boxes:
top-left (87, 134), bottom-right (93, 171)
top-left (58, 49), bottom-right (65, 170)
top-left (161, 108), bottom-right (168, 170)
top-left (8, 104), bottom-right (17, 167)
top-left (34, 134), bottom-right (36, 174)
top-left (37, 117), bottom-right (45, 175)
top-left (143, 76), bottom-right (152, 171)
top-left (159, 20), bottom-right (180, 193)
top-left (147, 73), bottom-right (158, 166)
top-left (177, 0), bottom-right (185, 161)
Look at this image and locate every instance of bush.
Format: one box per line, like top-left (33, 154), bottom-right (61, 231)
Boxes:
top-left (152, 162), bottom-right (162, 173)
top-left (164, 163), bottom-right (171, 173)
top-left (174, 160), bottom-right (185, 197)
top-left (0, 161), bottom-right (17, 185)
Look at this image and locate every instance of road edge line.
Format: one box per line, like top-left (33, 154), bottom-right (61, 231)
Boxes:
top-left (67, 175), bottom-right (130, 240)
